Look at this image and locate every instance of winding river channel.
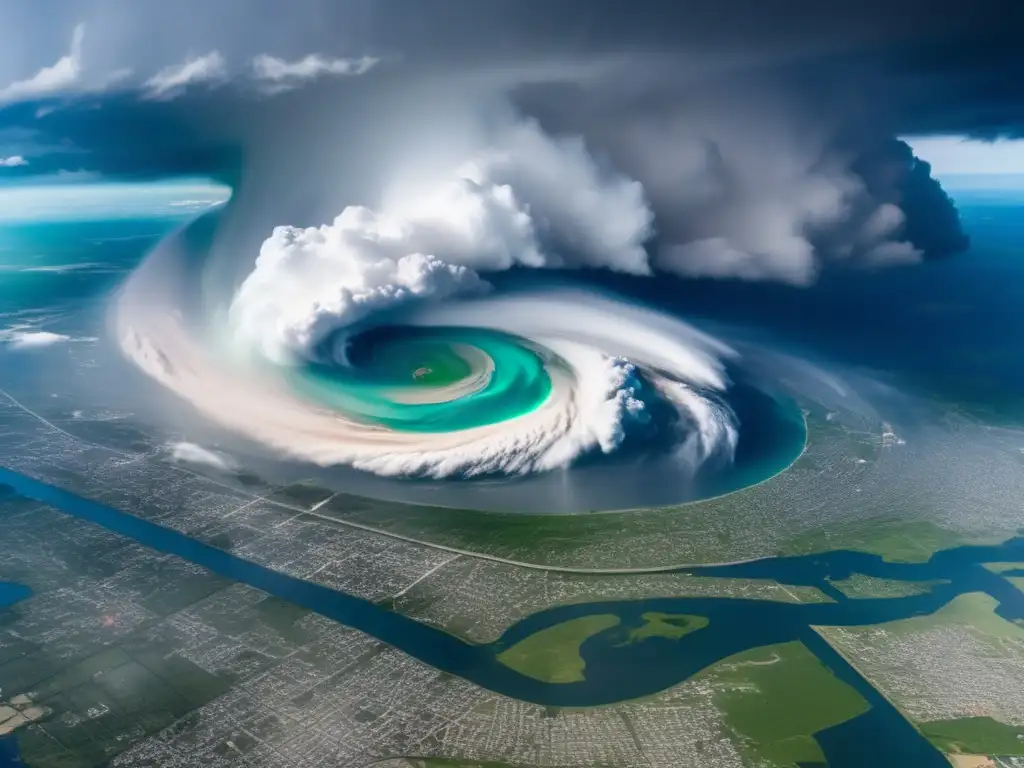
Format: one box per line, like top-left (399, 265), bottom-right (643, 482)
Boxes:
top-left (1, 465), bottom-right (1023, 767)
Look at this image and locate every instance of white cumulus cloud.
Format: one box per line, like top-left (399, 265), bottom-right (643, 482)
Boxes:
top-left (229, 118), bottom-right (654, 362)
top-left (0, 25), bottom-right (84, 104)
top-left (143, 52), bottom-right (226, 100)
top-left (251, 53), bottom-right (378, 92)
top-left (0, 156), bottom-right (27, 167)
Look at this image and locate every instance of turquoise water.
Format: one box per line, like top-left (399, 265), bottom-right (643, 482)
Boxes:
top-left (291, 326), bottom-right (554, 432)
top-left (0, 211), bottom-right (809, 509)
top-left (0, 218), bottom-right (184, 317)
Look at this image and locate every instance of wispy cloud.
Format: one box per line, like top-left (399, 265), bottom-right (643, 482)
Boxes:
top-left (0, 25), bottom-right (131, 109)
top-left (0, 156), bottom-right (27, 167)
top-left (168, 198), bottom-right (228, 209)
top-left (143, 52), bottom-right (226, 100)
top-left (0, 327), bottom-right (95, 350)
top-left (251, 53), bottom-right (378, 92)
top-left (0, 25), bottom-right (84, 104)
top-left (5, 331), bottom-right (71, 350)
top-left (166, 441), bottom-right (236, 471)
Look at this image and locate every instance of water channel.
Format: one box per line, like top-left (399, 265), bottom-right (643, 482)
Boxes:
top-left (1, 466), bottom-right (1022, 766)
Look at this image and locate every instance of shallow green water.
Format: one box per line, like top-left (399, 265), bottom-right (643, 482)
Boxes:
top-left (289, 327), bottom-right (554, 433)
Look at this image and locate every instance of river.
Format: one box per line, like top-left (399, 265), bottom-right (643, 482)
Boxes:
top-left (1, 465), bottom-right (1023, 766)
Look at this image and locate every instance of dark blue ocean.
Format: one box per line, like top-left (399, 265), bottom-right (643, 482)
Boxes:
top-left (624, 187), bottom-right (1024, 421)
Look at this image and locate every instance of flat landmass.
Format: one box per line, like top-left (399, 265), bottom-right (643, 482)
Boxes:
top-left (282, 404), bottom-right (1019, 571)
top-left (625, 613), bottom-right (709, 644)
top-left (496, 615), bottom-right (620, 684)
top-left (920, 717), bottom-right (1024, 757)
top-left (828, 574), bottom-right (948, 600)
top-left (1, 342), bottom-right (1024, 767)
top-left (693, 640), bottom-right (869, 766)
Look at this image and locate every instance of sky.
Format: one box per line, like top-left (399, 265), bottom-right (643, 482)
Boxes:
top-left (903, 136), bottom-right (1024, 177)
top-left (0, 0), bottom-right (1020, 283)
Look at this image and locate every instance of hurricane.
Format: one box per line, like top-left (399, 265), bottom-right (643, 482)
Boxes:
top-left (113, 113), bottom-right (742, 478)
top-left (104, 57), bottom-right (963, 490)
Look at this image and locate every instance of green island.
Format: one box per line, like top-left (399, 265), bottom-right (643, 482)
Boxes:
top-left (624, 612), bottom-right (709, 643)
top-left (828, 573), bottom-right (948, 599)
top-left (496, 615), bottom-right (620, 683)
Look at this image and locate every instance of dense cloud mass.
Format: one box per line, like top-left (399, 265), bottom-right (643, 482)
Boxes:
top-left (0, 0), bottom-right (999, 286)
top-left (0, 0), bottom-right (1018, 477)
top-left (229, 117), bottom-right (655, 361)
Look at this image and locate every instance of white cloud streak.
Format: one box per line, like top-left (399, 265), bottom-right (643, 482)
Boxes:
top-left (166, 441), bottom-right (237, 471)
top-left (251, 53), bottom-right (378, 92)
top-left (0, 25), bottom-right (84, 104)
top-left (0, 156), bottom-right (27, 167)
top-left (143, 52), bottom-right (226, 100)
top-left (0, 327), bottom-right (95, 350)
top-left (4, 331), bottom-right (71, 350)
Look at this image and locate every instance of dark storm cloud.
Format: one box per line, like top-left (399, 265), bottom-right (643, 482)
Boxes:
top-left (1, 0), bottom-right (1019, 279)
top-left (0, 0), bottom-right (1014, 111)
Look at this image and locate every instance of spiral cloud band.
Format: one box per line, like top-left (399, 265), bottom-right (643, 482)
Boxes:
top-left (111, 63), bottom-right (956, 480)
top-left (118, 252), bottom-right (741, 477)
top-left (113, 111), bottom-right (756, 478)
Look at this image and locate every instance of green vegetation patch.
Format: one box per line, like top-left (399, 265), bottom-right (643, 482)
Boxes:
top-left (626, 612), bottom-right (709, 643)
top-left (829, 574), bottom-right (947, 599)
top-left (265, 411), bottom-right (1014, 571)
top-left (783, 519), bottom-right (980, 563)
top-left (913, 592), bottom-right (1024, 639)
top-left (919, 716), bottom-right (1024, 756)
top-left (982, 563), bottom-right (1024, 596)
top-left (698, 641), bottom-right (869, 766)
top-left (982, 562), bottom-right (1024, 574)
top-left (817, 594), bottom-right (1024, 758)
top-left (496, 615), bottom-right (619, 684)
top-left (825, 593), bottom-right (1024, 643)
top-left (757, 736), bottom-right (828, 766)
